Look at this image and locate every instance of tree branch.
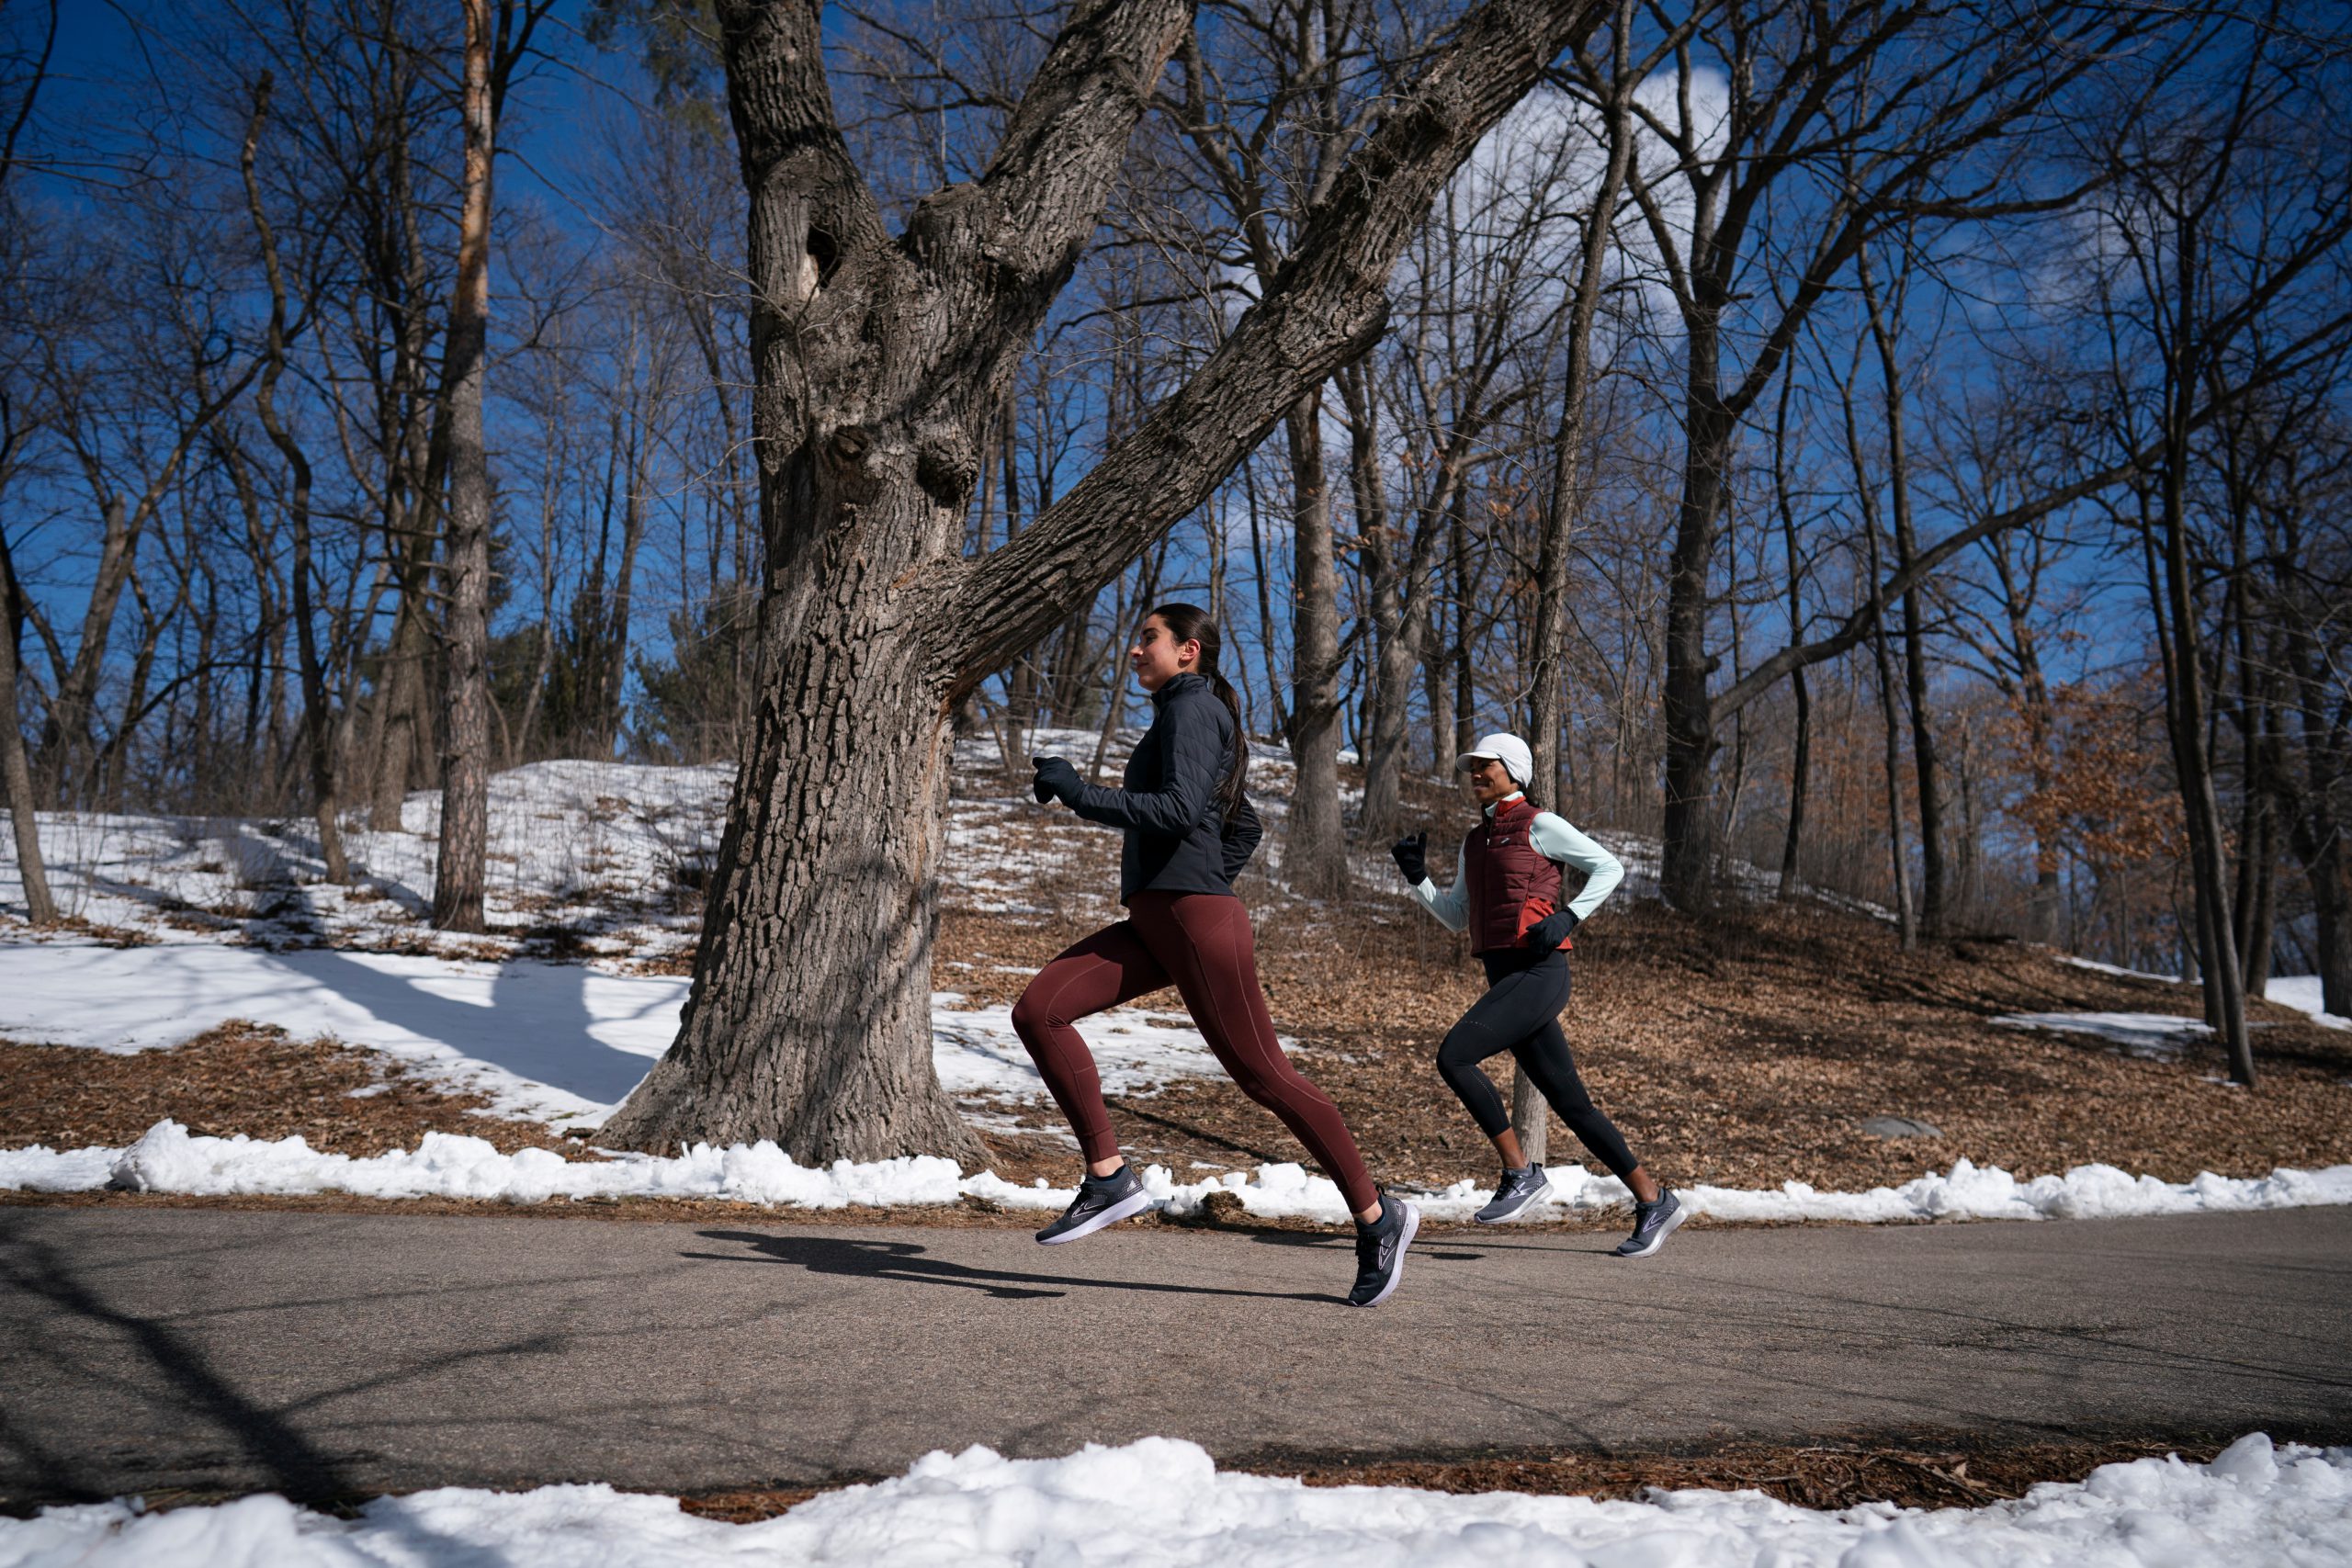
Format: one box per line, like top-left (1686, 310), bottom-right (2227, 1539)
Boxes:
top-left (949, 0), bottom-right (1610, 687)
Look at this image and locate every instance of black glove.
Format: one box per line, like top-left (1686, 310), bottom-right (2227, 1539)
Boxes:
top-left (1390, 830), bottom-right (1429, 885)
top-left (1031, 755), bottom-right (1082, 806)
top-left (1527, 908), bottom-right (1581, 949)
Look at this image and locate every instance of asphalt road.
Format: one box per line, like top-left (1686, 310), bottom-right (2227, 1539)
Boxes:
top-left (4, 1203), bottom-right (2347, 1501)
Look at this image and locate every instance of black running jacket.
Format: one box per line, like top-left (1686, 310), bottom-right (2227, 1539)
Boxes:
top-left (1065, 672), bottom-right (1261, 901)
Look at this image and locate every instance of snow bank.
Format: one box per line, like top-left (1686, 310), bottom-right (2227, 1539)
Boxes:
top-left (6, 1120), bottom-right (2348, 1225)
top-left (5, 1433), bottom-right (2347, 1568)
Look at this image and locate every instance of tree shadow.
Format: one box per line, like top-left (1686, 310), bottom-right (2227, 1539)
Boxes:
top-left (0, 1216), bottom-right (359, 1503)
top-left (687, 1229), bottom-right (1334, 1303)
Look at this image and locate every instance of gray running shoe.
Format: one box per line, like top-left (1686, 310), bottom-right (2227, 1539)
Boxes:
top-left (1346, 1194), bottom-right (1420, 1307)
top-left (1613, 1188), bottom-right (1687, 1258)
top-left (1035, 1165), bottom-right (1153, 1245)
top-left (1475, 1164), bottom-right (1551, 1224)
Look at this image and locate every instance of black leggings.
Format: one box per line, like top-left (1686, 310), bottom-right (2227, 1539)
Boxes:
top-left (1436, 949), bottom-right (1639, 1179)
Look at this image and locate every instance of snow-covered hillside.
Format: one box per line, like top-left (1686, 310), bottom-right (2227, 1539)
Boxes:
top-left (3, 751), bottom-right (2347, 1224)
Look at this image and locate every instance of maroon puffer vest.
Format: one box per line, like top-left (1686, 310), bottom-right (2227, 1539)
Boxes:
top-left (1463, 796), bottom-right (1570, 955)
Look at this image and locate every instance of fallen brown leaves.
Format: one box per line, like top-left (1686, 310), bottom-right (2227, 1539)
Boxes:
top-left (664, 1434), bottom-right (2229, 1521)
top-left (1262, 1434), bottom-right (2229, 1510)
top-left (943, 815), bottom-right (2352, 1195)
top-left (0, 1022), bottom-right (597, 1160)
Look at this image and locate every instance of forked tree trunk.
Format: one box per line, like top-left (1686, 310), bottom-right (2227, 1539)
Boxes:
top-left (598, 0), bottom-right (1611, 1161)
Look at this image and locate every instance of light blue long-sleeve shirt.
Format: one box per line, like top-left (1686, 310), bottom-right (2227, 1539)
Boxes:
top-left (1409, 794), bottom-right (1623, 935)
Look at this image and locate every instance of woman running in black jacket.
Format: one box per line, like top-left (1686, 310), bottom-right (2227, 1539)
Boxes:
top-left (1017, 603), bottom-right (1418, 1307)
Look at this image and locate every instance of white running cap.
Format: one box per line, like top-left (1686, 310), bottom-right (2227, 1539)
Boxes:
top-left (1453, 733), bottom-right (1532, 787)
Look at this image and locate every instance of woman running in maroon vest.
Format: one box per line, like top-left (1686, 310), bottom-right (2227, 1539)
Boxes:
top-left (1392, 732), bottom-right (1684, 1257)
top-left (1016, 603), bottom-right (1419, 1306)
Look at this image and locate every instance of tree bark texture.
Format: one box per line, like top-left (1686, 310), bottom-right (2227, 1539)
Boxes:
top-left (600, 0), bottom-right (1611, 1160)
top-left (0, 533), bottom-right (54, 922)
top-left (1283, 389), bottom-right (1348, 897)
top-left (431, 0), bottom-right (500, 933)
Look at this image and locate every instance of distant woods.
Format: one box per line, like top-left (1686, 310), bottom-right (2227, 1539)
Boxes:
top-left (0, 1), bottom-right (2346, 1043)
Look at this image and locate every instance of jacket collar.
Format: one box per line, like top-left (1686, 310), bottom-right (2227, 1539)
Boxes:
top-left (1150, 671), bottom-right (1208, 707)
top-left (1482, 791), bottom-right (1529, 820)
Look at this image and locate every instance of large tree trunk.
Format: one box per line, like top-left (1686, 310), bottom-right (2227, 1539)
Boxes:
top-left (431, 0), bottom-right (501, 933)
top-left (600, 0), bottom-right (1611, 1160)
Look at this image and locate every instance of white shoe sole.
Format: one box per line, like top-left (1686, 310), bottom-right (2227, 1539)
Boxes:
top-left (1350, 1201), bottom-right (1420, 1307)
top-left (1615, 1199), bottom-right (1689, 1258)
top-left (1035, 1188), bottom-right (1154, 1246)
top-left (1474, 1179), bottom-right (1553, 1224)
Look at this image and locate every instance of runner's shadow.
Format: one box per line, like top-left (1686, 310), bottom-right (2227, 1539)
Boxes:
top-left (1240, 1230), bottom-right (1487, 1261)
top-left (688, 1231), bottom-right (1332, 1303)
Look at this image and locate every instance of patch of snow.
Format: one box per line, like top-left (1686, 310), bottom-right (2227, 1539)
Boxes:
top-left (2056, 954), bottom-right (2183, 984)
top-left (2267, 976), bottom-right (2350, 1032)
top-left (5, 1122), bottom-right (2347, 1226)
top-left (4, 1433), bottom-right (2346, 1568)
top-left (2045, 960), bottom-right (2349, 1032)
top-left (1993, 1011), bottom-right (2213, 1060)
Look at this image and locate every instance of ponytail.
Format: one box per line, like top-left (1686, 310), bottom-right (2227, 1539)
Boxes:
top-left (1148, 601), bottom-right (1250, 822)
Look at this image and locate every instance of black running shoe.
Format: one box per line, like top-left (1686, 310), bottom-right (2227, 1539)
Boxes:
top-left (1474, 1164), bottom-right (1551, 1224)
top-left (1613, 1188), bottom-right (1687, 1258)
top-left (1346, 1194), bottom-right (1420, 1307)
top-left (1035, 1165), bottom-right (1153, 1246)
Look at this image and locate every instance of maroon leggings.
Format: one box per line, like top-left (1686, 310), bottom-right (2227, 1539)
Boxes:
top-left (1011, 890), bottom-right (1379, 1213)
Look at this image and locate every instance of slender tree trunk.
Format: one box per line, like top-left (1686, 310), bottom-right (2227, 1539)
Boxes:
top-left (1451, 482), bottom-right (1475, 754)
top-left (0, 534), bottom-right (55, 922)
top-left (1529, 0), bottom-right (1633, 826)
top-left (1865, 525), bottom-right (1916, 948)
top-left (1858, 245), bottom-right (1943, 937)
top-left (1283, 387), bottom-right (1348, 897)
top-left (243, 74), bottom-right (349, 884)
top-left (2149, 216), bottom-right (2252, 1082)
top-left (1774, 372), bottom-right (1808, 901)
top-left (1340, 365), bottom-right (1408, 845)
top-left (1842, 350), bottom-right (1913, 947)
top-left (431, 0), bottom-right (500, 932)
top-left (1660, 378), bottom-right (1733, 911)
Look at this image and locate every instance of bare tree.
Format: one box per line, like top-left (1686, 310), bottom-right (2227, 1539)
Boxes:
top-left (432, 0), bottom-right (550, 931)
top-left (600, 0), bottom-right (1614, 1159)
top-left (1581, 0), bottom-right (2167, 910)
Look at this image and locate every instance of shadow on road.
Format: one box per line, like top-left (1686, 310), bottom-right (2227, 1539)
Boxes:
top-left (0, 1215), bottom-right (360, 1503)
top-left (687, 1230), bottom-right (1333, 1303)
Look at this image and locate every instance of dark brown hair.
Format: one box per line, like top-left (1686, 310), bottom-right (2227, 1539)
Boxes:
top-left (1147, 602), bottom-right (1249, 822)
